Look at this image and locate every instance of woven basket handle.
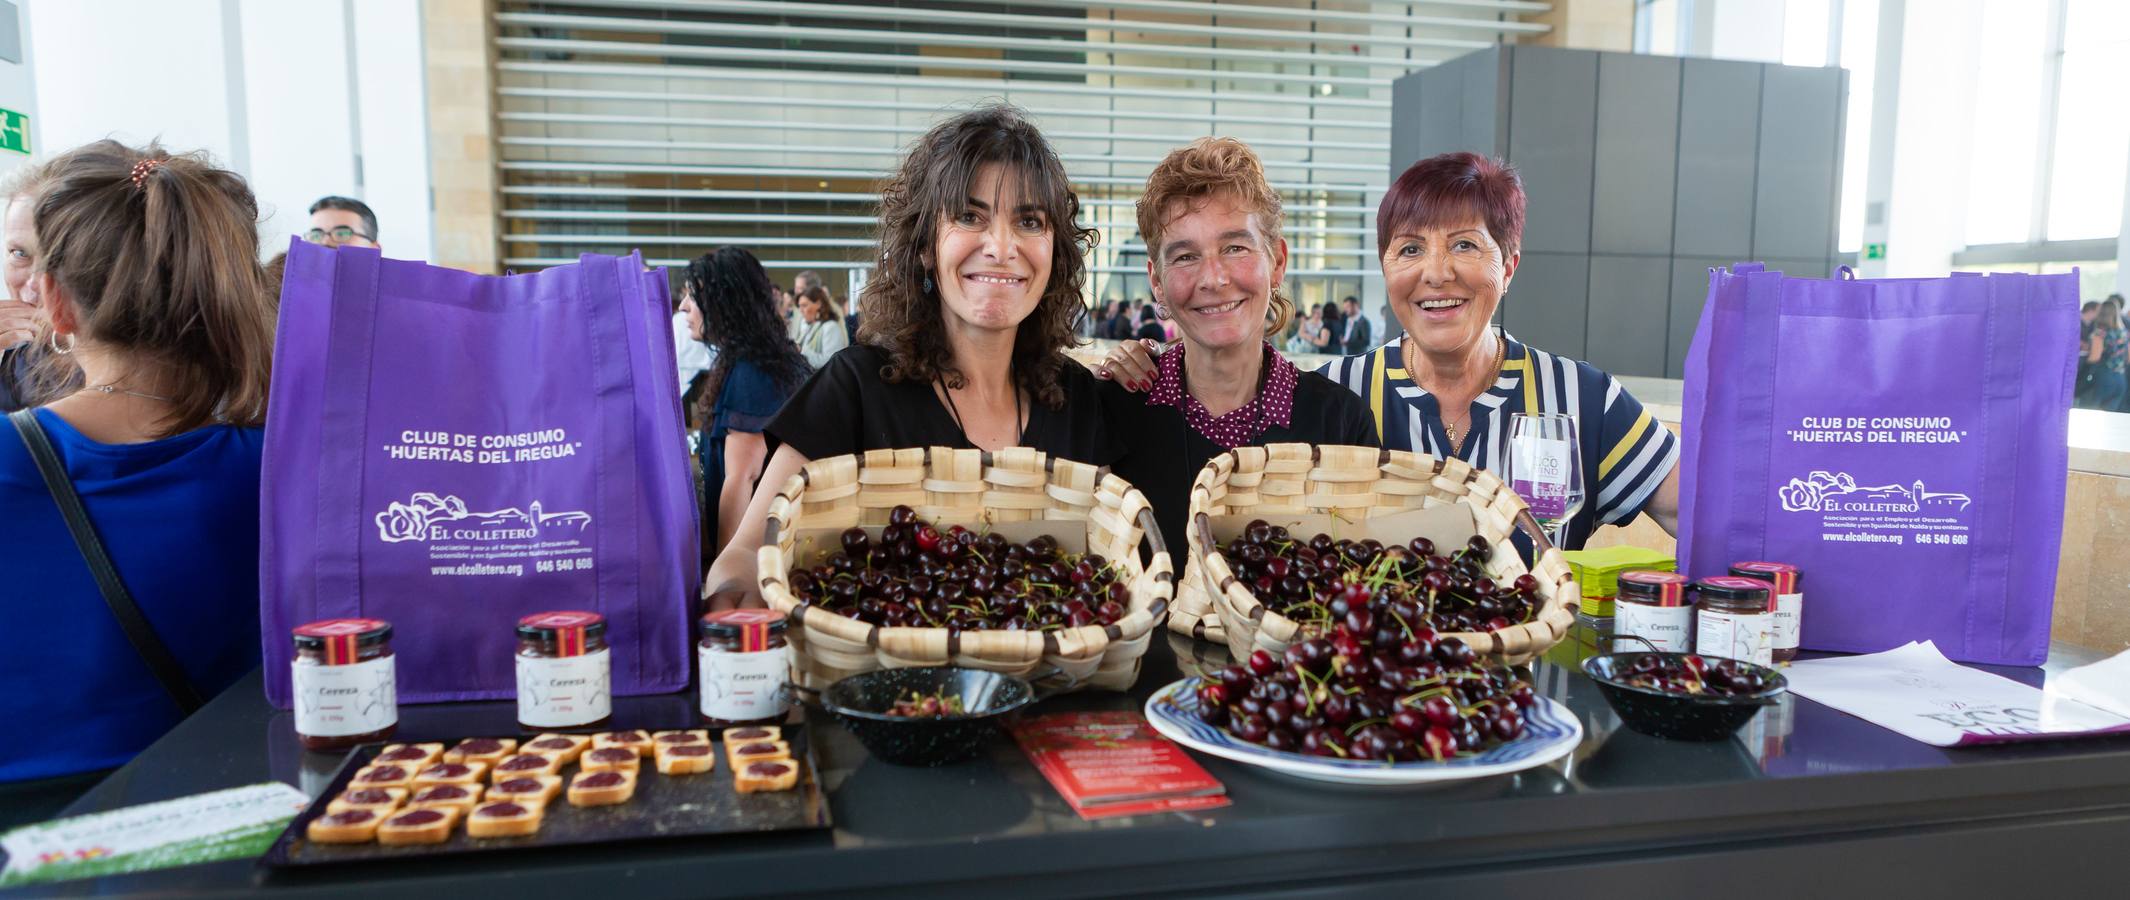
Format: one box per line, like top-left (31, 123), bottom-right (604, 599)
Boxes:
top-left (1135, 505), bottom-right (1173, 621)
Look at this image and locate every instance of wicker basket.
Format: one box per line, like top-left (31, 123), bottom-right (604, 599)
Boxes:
top-left (1174, 443), bottom-right (1578, 666)
top-left (756, 446), bottom-right (1173, 693)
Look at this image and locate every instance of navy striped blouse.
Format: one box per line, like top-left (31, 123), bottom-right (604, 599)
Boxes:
top-left (1316, 335), bottom-right (1678, 549)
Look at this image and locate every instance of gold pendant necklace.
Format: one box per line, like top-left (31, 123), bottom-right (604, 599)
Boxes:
top-left (1411, 334), bottom-right (1505, 454)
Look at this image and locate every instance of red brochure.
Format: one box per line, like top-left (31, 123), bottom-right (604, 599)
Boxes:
top-left (1009, 711), bottom-right (1229, 819)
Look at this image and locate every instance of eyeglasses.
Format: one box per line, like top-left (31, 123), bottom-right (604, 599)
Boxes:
top-left (304, 225), bottom-right (375, 245)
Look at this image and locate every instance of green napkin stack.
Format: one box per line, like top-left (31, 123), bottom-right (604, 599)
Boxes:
top-left (1560, 546), bottom-right (1678, 617)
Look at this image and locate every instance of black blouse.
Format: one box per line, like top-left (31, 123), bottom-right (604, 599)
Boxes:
top-left (1101, 371), bottom-right (1380, 559)
top-left (765, 344), bottom-right (1122, 467)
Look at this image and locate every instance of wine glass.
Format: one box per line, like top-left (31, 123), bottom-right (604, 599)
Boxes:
top-left (1506, 412), bottom-right (1584, 548)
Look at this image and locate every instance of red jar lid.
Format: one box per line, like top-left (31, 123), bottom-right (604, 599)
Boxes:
top-left (292, 618), bottom-right (393, 664)
top-left (700, 609), bottom-right (787, 650)
top-left (516, 611), bottom-right (607, 655)
top-left (1729, 561), bottom-right (1800, 593)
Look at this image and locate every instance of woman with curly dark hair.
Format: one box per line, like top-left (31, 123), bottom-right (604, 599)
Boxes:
top-left (703, 103), bottom-right (1117, 609)
top-left (683, 247), bottom-right (813, 554)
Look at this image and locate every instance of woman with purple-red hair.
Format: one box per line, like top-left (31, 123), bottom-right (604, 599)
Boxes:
top-left (1102, 151), bottom-right (1679, 550)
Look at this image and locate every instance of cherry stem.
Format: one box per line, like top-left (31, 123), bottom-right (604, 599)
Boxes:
top-left (1344, 716), bottom-right (1388, 737)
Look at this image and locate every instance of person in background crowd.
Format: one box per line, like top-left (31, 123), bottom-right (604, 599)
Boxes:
top-left (1340, 294), bottom-right (1372, 354)
top-left (2077, 300), bottom-right (2100, 407)
top-left (1287, 302), bottom-right (1325, 354)
top-left (2085, 295), bottom-right (2127, 412)
top-left (1102, 300), bottom-right (1125, 339)
top-left (687, 248), bottom-right (812, 557)
top-left (1, 141), bottom-right (274, 823)
top-left (674, 276), bottom-right (715, 424)
top-left (773, 282), bottom-right (800, 342)
top-left (1306, 301), bottom-right (1339, 353)
top-left (1, 171), bottom-right (53, 412)
top-left (1103, 299), bottom-right (1133, 340)
top-left (306, 195), bottom-right (378, 250)
top-left (1134, 302), bottom-right (1167, 342)
top-left (795, 283), bottom-right (850, 368)
top-left (1103, 151), bottom-right (1681, 549)
top-left (702, 104), bottom-right (1117, 610)
top-left (1097, 137), bottom-right (1378, 555)
top-left (788, 270), bottom-right (821, 341)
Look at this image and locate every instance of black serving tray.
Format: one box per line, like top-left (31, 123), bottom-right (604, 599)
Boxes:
top-left (259, 726), bottom-right (830, 867)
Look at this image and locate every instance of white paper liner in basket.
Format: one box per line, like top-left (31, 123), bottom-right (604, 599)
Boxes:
top-left (1177, 443), bottom-right (1578, 667)
top-left (756, 446), bottom-right (1174, 693)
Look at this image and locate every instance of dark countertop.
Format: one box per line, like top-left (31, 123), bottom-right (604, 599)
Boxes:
top-left (26, 631), bottom-right (2130, 899)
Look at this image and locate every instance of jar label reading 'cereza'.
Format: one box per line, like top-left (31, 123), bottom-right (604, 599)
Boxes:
top-left (700, 646), bottom-right (790, 721)
top-left (516, 648), bottom-right (612, 727)
top-left (1771, 591), bottom-right (1803, 650)
top-left (1616, 604), bottom-right (1694, 654)
top-left (294, 655), bottom-right (398, 737)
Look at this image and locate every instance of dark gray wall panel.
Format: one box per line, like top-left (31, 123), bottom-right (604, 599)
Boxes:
top-left (1465, 50), bottom-right (1509, 157)
top-left (1504, 251), bottom-right (1589, 361)
top-left (1753, 66), bottom-right (1842, 261)
top-left (1418, 54), bottom-right (1465, 161)
top-left (1592, 54), bottom-right (1682, 256)
top-left (1666, 256), bottom-right (1732, 379)
top-left (1390, 51), bottom-right (1507, 180)
top-left (1390, 66), bottom-right (1427, 179)
top-left (1508, 47), bottom-right (1598, 255)
top-left (1585, 255), bottom-right (1672, 377)
top-left (1672, 59), bottom-right (1761, 259)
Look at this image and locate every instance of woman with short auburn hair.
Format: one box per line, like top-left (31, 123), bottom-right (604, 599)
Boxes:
top-left (702, 104), bottom-right (1118, 609)
top-left (1097, 137), bottom-right (1376, 555)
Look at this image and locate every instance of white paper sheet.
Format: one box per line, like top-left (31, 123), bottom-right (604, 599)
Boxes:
top-left (2046, 647), bottom-right (2130, 721)
top-left (1782, 641), bottom-right (2130, 747)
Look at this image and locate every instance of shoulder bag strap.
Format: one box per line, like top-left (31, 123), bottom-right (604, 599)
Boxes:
top-left (9, 409), bottom-right (206, 714)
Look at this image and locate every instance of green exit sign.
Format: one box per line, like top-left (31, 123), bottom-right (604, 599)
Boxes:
top-left (0, 109), bottom-right (27, 155)
top-left (1864, 242), bottom-right (1886, 260)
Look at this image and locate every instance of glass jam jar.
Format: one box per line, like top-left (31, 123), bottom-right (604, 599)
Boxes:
top-left (292, 618), bottom-right (398, 751)
top-left (699, 609), bottom-right (790, 727)
top-left (1614, 570), bottom-right (1694, 653)
top-left (515, 611), bottom-right (613, 731)
top-left (1694, 577), bottom-right (1774, 667)
top-left (1730, 561), bottom-right (1803, 663)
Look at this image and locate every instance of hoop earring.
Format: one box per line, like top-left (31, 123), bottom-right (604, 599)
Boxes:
top-left (1155, 303), bottom-right (1169, 320)
top-left (49, 331), bottom-right (74, 355)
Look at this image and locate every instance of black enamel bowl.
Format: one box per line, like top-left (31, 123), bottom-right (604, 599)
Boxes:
top-left (1581, 653), bottom-right (1788, 742)
top-left (820, 667), bottom-right (1047, 766)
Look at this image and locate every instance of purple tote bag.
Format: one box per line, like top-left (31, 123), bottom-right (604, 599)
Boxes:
top-left (261, 241), bottom-right (697, 705)
top-left (1679, 264), bottom-right (2076, 666)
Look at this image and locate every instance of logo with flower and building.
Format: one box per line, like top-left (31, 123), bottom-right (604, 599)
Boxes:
top-left (374, 491), bottom-right (592, 543)
top-left (1778, 471), bottom-right (1973, 514)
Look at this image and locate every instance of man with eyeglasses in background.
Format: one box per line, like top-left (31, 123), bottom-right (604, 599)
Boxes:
top-left (307, 195), bottom-right (379, 250)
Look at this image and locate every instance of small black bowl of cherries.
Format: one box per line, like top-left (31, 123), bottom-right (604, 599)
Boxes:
top-left (1581, 649), bottom-right (1787, 742)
